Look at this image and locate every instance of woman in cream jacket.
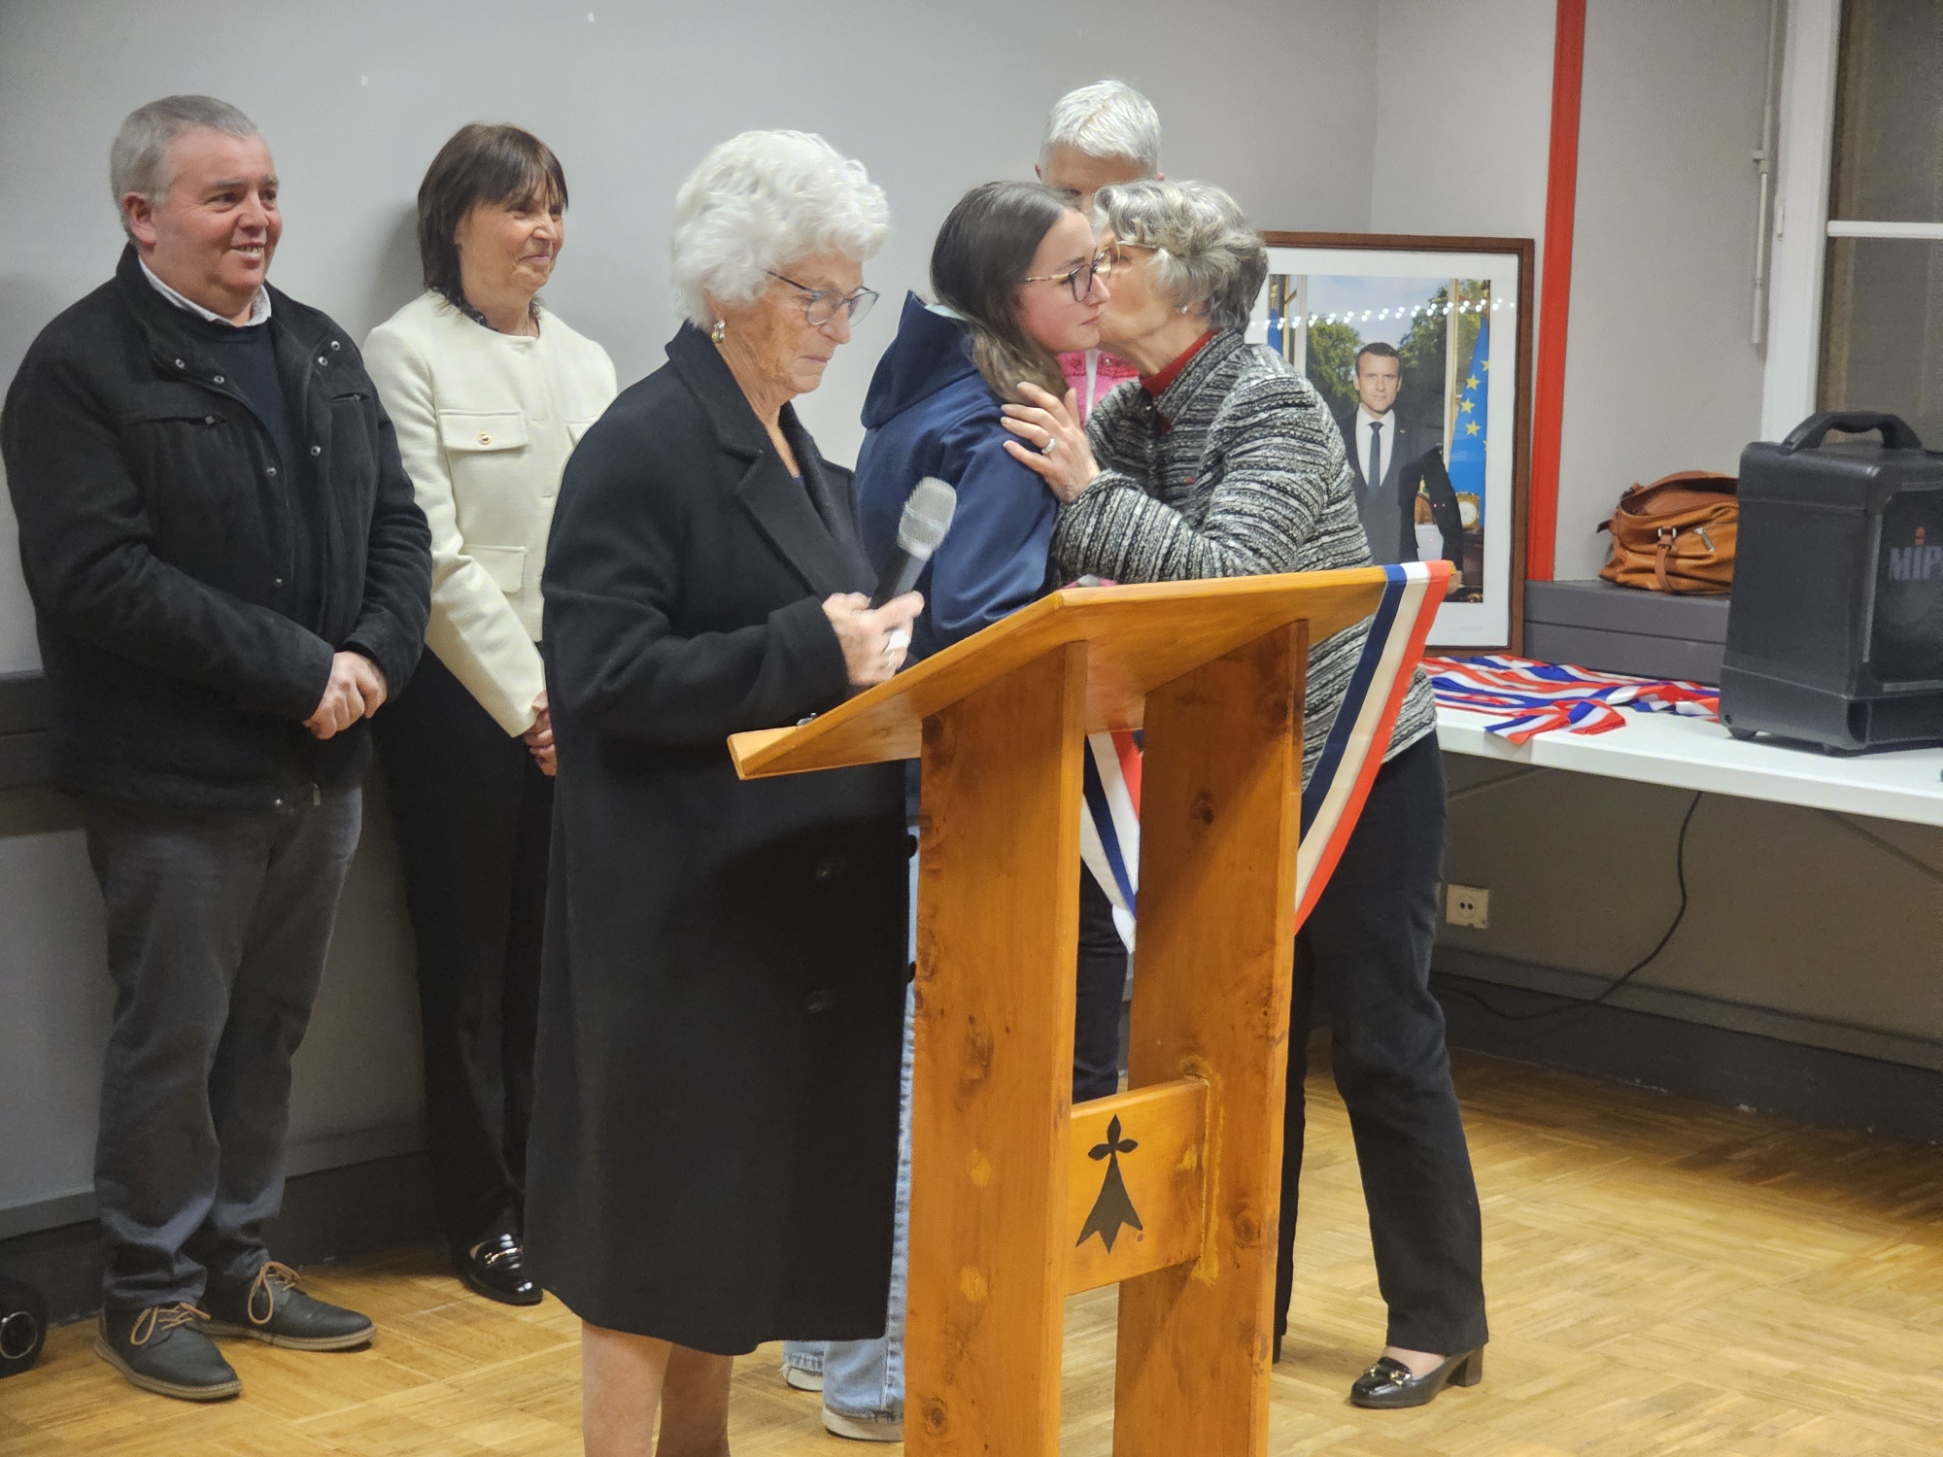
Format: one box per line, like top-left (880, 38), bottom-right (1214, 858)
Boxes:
top-left (364, 124), bottom-right (616, 1306)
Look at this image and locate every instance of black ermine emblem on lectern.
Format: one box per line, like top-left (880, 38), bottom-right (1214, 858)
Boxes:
top-left (1077, 1116), bottom-right (1144, 1253)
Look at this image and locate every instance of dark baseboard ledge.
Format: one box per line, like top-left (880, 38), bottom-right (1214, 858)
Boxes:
top-left (1433, 968), bottom-right (1943, 1146)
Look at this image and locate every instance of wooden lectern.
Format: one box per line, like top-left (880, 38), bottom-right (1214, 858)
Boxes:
top-left (730, 568), bottom-right (1398, 1457)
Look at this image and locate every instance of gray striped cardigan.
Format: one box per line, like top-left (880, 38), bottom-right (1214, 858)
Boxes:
top-left (1051, 328), bottom-right (1437, 785)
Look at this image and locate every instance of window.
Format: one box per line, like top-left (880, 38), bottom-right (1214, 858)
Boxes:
top-left (1817, 0), bottom-right (1943, 443)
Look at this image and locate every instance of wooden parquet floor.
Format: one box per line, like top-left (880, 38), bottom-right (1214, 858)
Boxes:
top-left (5, 1049), bottom-right (1942, 1456)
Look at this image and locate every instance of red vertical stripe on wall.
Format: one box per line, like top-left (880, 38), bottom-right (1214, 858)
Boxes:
top-left (1528, 0), bottom-right (1587, 582)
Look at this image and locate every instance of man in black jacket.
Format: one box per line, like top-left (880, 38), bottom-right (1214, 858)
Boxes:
top-left (1, 96), bottom-right (431, 1402)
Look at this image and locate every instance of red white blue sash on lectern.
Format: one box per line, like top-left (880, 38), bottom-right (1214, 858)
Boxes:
top-left (1079, 560), bottom-right (1450, 948)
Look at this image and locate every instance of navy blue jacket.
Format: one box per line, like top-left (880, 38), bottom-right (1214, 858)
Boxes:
top-left (855, 294), bottom-right (1057, 664)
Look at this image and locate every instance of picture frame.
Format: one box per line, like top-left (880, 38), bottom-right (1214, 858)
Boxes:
top-left (1254, 232), bottom-right (1535, 653)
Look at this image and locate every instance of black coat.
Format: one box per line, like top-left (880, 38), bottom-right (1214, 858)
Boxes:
top-left (525, 324), bottom-right (908, 1353)
top-left (1345, 412), bottom-right (1464, 567)
top-left (0, 246), bottom-right (431, 809)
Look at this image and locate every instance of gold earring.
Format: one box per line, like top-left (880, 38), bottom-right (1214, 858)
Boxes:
top-left (711, 319), bottom-right (726, 343)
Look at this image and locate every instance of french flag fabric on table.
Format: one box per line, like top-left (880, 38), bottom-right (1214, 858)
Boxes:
top-left (1080, 560), bottom-right (1451, 949)
top-left (1419, 654), bottom-right (1719, 742)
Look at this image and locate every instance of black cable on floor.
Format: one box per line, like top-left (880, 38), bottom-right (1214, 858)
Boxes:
top-left (1446, 790), bottom-right (1704, 1024)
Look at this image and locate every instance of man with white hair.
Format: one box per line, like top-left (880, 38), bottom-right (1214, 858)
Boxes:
top-left (1038, 77), bottom-right (1162, 213)
top-left (2, 95), bottom-right (430, 1400)
top-left (1036, 79), bottom-right (1164, 420)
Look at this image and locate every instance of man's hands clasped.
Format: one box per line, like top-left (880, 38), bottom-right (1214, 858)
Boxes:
top-left (823, 591), bottom-right (923, 688)
top-left (305, 651), bottom-right (388, 740)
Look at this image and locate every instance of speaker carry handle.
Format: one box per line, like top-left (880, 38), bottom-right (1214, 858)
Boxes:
top-left (1782, 411), bottom-right (1926, 453)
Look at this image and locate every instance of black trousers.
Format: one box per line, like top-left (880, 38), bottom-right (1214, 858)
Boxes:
top-left (1074, 868), bottom-right (1128, 1103)
top-left (376, 653), bottom-right (551, 1250)
top-left (1274, 734), bottom-right (1488, 1356)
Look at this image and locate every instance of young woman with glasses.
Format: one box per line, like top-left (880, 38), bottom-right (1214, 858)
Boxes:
top-left (781, 180), bottom-right (1122, 1443)
top-left (855, 180), bottom-right (1109, 663)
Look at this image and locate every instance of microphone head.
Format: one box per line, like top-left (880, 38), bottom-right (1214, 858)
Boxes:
top-left (895, 476), bottom-right (957, 561)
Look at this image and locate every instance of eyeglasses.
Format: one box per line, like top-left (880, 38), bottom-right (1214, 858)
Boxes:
top-left (767, 271), bottom-right (880, 327)
top-left (1106, 241), bottom-right (1156, 268)
top-left (1022, 248), bottom-right (1113, 303)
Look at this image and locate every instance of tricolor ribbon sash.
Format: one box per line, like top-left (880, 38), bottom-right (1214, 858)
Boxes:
top-left (1421, 654), bottom-right (1719, 743)
top-left (1079, 561), bottom-right (1451, 948)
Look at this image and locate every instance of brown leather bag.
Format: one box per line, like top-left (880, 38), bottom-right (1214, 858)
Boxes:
top-left (1598, 471), bottom-right (1737, 594)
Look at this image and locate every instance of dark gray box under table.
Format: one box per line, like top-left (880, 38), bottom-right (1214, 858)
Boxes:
top-left (1522, 580), bottom-right (1729, 684)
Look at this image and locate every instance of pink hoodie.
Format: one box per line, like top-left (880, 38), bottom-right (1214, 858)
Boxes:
top-left (1058, 348), bottom-right (1140, 422)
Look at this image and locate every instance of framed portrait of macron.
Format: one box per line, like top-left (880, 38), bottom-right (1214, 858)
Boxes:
top-left (1255, 233), bottom-right (1534, 652)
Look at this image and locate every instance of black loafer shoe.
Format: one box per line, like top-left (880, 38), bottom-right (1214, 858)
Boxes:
top-left (94, 1303), bottom-right (240, 1401)
top-left (1350, 1349), bottom-right (1483, 1409)
top-left (456, 1233), bottom-right (542, 1307)
top-left (203, 1261), bottom-right (374, 1351)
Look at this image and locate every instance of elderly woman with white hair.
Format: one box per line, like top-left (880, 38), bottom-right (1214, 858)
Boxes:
top-left (524, 130), bottom-right (920, 1456)
top-left (1003, 179), bottom-right (1490, 1413)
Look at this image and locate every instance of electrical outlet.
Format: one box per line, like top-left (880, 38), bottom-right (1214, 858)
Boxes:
top-left (1446, 884), bottom-right (1490, 930)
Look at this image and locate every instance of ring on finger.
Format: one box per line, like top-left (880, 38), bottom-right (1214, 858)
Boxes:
top-left (1043, 434), bottom-right (1059, 455)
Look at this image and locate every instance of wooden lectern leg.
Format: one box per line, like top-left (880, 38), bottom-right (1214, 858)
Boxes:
top-left (907, 643), bottom-right (1088, 1457)
top-left (1112, 625), bottom-right (1306, 1457)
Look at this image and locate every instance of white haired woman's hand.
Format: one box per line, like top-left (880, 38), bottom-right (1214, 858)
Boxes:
top-left (1001, 383), bottom-right (1099, 503)
top-left (823, 591), bottom-right (923, 687)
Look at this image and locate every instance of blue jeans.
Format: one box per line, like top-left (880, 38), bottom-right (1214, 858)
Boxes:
top-left (783, 982), bottom-right (914, 1422)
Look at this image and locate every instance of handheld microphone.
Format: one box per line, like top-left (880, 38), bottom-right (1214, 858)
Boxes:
top-left (871, 476), bottom-right (956, 607)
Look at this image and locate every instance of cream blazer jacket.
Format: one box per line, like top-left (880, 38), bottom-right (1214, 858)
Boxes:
top-left (364, 292), bottom-right (618, 734)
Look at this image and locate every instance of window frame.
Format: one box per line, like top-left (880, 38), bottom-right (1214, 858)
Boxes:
top-left (1762, 0), bottom-right (1943, 441)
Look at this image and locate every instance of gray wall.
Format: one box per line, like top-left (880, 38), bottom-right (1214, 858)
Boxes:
top-left (0, 0), bottom-right (1381, 1233)
top-left (1371, 0), bottom-right (1555, 242)
top-left (1372, 0), bottom-right (1774, 578)
top-left (1552, 0), bottom-right (1774, 579)
top-left (1439, 760), bottom-right (1943, 1069)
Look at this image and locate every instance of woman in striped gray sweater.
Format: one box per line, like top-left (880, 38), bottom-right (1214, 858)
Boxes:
top-left (1001, 179), bottom-right (1488, 1412)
